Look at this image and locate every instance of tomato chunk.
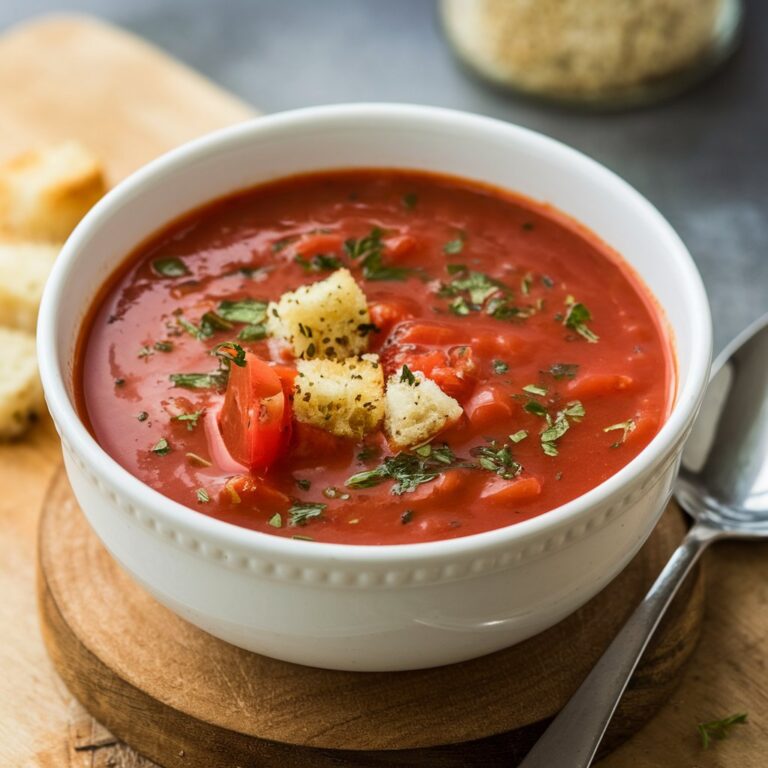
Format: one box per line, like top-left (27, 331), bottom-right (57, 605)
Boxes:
top-left (218, 352), bottom-right (291, 473)
top-left (220, 475), bottom-right (290, 510)
top-left (480, 476), bottom-right (542, 505)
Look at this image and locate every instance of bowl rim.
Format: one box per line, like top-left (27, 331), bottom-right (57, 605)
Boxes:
top-left (37, 103), bottom-right (712, 565)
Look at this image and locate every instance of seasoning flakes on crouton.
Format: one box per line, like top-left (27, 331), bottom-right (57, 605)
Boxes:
top-left (266, 268), bottom-right (371, 360)
top-left (0, 327), bottom-right (44, 439)
top-left (294, 354), bottom-right (384, 439)
top-left (384, 366), bottom-right (463, 449)
top-left (0, 141), bottom-right (106, 242)
top-left (0, 240), bottom-right (59, 332)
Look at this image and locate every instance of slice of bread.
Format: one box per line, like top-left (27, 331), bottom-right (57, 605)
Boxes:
top-left (0, 141), bottom-right (106, 242)
top-left (0, 327), bottom-right (44, 439)
top-left (267, 268), bottom-right (371, 360)
top-left (293, 354), bottom-right (384, 438)
top-left (0, 240), bottom-right (59, 331)
top-left (384, 367), bottom-right (463, 449)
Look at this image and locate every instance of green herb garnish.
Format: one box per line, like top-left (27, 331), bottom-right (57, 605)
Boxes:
top-left (470, 440), bottom-right (522, 480)
top-left (174, 410), bottom-right (204, 431)
top-left (522, 383), bottom-right (548, 397)
top-left (196, 488), bottom-right (210, 504)
top-left (152, 257), bottom-right (189, 277)
top-left (357, 443), bottom-right (380, 463)
top-left (295, 253), bottom-right (343, 273)
top-left (268, 513), bottom-right (283, 528)
top-left (346, 443), bottom-right (467, 495)
top-left (288, 501), bottom-right (327, 527)
top-left (523, 400), bottom-right (547, 417)
top-left (564, 300), bottom-right (599, 343)
top-left (344, 227), bottom-right (410, 281)
top-left (697, 713), bottom-right (748, 749)
top-left (138, 345), bottom-right (153, 358)
top-left (401, 509), bottom-right (414, 524)
top-left (509, 430), bottom-right (528, 443)
top-left (154, 340), bottom-right (173, 353)
top-left (296, 478), bottom-right (311, 491)
top-left (535, 400), bottom-right (585, 457)
top-left (212, 341), bottom-right (246, 368)
top-left (402, 192), bottom-right (418, 210)
top-left (151, 438), bottom-right (170, 456)
top-left (492, 359), bottom-right (509, 375)
top-left (546, 362), bottom-right (579, 380)
top-left (137, 411), bottom-right (149, 422)
top-left (604, 419), bottom-right (636, 447)
top-left (169, 371), bottom-right (227, 390)
top-left (217, 298), bottom-right (268, 325)
top-left (400, 365), bottom-right (416, 386)
top-left (443, 237), bottom-right (464, 255)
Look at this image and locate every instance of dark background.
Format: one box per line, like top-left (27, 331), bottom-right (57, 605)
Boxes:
top-left (4, 0), bottom-right (765, 352)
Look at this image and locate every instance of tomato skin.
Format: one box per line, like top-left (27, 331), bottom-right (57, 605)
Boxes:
top-left (465, 385), bottom-right (514, 431)
top-left (480, 475), bottom-right (542, 505)
top-left (220, 474), bottom-right (290, 510)
top-left (218, 353), bottom-right (291, 473)
top-left (368, 300), bottom-right (417, 342)
top-left (293, 232), bottom-right (343, 257)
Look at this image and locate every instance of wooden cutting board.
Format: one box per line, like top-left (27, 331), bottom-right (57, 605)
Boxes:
top-left (0, 14), bottom-right (765, 767)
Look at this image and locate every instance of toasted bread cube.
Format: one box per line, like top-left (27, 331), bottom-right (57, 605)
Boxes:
top-left (293, 354), bottom-right (384, 438)
top-left (0, 240), bottom-right (59, 331)
top-left (267, 268), bottom-right (371, 360)
top-left (0, 327), bottom-right (44, 439)
top-left (385, 367), bottom-right (463, 449)
top-left (0, 142), bottom-right (106, 241)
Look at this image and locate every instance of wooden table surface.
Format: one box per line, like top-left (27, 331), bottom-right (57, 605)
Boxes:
top-left (0, 15), bottom-right (764, 768)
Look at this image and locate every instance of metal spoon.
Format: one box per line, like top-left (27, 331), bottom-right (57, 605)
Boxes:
top-left (519, 313), bottom-right (768, 768)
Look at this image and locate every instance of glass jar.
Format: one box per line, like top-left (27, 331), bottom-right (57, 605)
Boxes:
top-left (440, 0), bottom-right (743, 108)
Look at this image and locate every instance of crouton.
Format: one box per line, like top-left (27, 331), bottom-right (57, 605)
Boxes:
top-left (0, 142), bottom-right (106, 242)
top-left (267, 268), bottom-right (371, 360)
top-left (0, 327), bottom-right (44, 439)
top-left (0, 240), bottom-right (59, 332)
top-left (293, 354), bottom-right (384, 438)
top-left (384, 367), bottom-right (463, 449)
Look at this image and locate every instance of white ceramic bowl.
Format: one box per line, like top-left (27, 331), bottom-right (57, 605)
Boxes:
top-left (38, 105), bottom-right (711, 671)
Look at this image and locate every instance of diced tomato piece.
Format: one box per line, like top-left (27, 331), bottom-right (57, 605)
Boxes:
top-left (395, 321), bottom-right (465, 346)
top-left (218, 352), bottom-right (291, 473)
top-left (220, 475), bottom-right (290, 511)
top-left (470, 332), bottom-right (528, 360)
top-left (622, 413), bottom-right (660, 447)
top-left (567, 374), bottom-right (634, 400)
top-left (407, 469), bottom-right (464, 503)
top-left (465, 385), bottom-right (514, 431)
top-left (480, 475), bottom-right (542, 505)
top-left (385, 234), bottom-right (419, 259)
top-left (290, 422), bottom-right (355, 464)
top-left (293, 232), bottom-right (343, 257)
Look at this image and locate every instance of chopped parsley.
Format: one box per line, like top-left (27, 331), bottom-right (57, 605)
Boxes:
top-left (536, 401), bottom-right (586, 457)
top-left (178, 312), bottom-right (233, 340)
top-left (522, 383), bottom-right (548, 397)
top-left (604, 419), bottom-right (636, 447)
top-left (443, 237), bottom-right (464, 255)
top-left (295, 253), bottom-right (343, 273)
top-left (357, 443), bottom-right (380, 463)
top-left (153, 340), bottom-right (173, 353)
top-left (296, 478), bottom-right (311, 491)
top-left (492, 359), bottom-right (509, 375)
top-left (400, 364), bottom-right (416, 385)
top-left (196, 488), bottom-right (210, 504)
top-left (344, 227), bottom-right (410, 281)
top-left (151, 438), bottom-right (170, 456)
top-left (449, 296), bottom-right (471, 316)
top-left (564, 300), bottom-right (599, 343)
top-left (402, 192), bottom-right (418, 210)
top-left (137, 411), bottom-right (149, 422)
top-left (152, 257), bottom-right (189, 277)
top-left (697, 713), bottom-right (748, 749)
top-left (439, 267), bottom-right (535, 321)
top-left (169, 371), bottom-right (228, 390)
top-left (268, 513), bottom-right (283, 528)
top-left (546, 362), bottom-right (580, 380)
top-left (401, 509), bottom-right (414, 524)
top-left (212, 341), bottom-right (246, 368)
top-left (272, 236), bottom-right (294, 252)
top-left (509, 430), bottom-right (528, 443)
top-left (323, 486), bottom-right (350, 500)
top-left (520, 273), bottom-right (533, 295)
top-left (346, 443), bottom-right (468, 495)
top-left (114, 378), bottom-right (125, 387)
top-left (470, 440), bottom-right (522, 480)
top-left (216, 298), bottom-right (268, 325)
top-left (288, 501), bottom-right (327, 527)
top-left (138, 345), bottom-right (153, 358)
top-left (523, 400), bottom-right (547, 417)
top-left (173, 410), bottom-right (204, 431)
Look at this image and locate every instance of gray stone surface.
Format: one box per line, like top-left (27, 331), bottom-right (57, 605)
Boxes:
top-left (4, 0), bottom-right (765, 351)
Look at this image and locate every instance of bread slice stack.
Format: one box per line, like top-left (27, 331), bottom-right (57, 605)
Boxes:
top-left (0, 142), bottom-right (106, 437)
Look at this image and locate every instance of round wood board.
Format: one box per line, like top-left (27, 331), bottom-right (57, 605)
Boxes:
top-left (38, 468), bottom-right (705, 767)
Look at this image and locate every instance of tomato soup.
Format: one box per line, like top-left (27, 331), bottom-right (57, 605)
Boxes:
top-left (77, 170), bottom-right (672, 545)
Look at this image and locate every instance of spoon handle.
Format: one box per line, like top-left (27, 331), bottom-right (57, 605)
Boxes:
top-left (519, 521), bottom-right (719, 768)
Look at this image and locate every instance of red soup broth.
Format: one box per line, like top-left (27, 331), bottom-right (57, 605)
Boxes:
top-left (77, 170), bottom-right (673, 545)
